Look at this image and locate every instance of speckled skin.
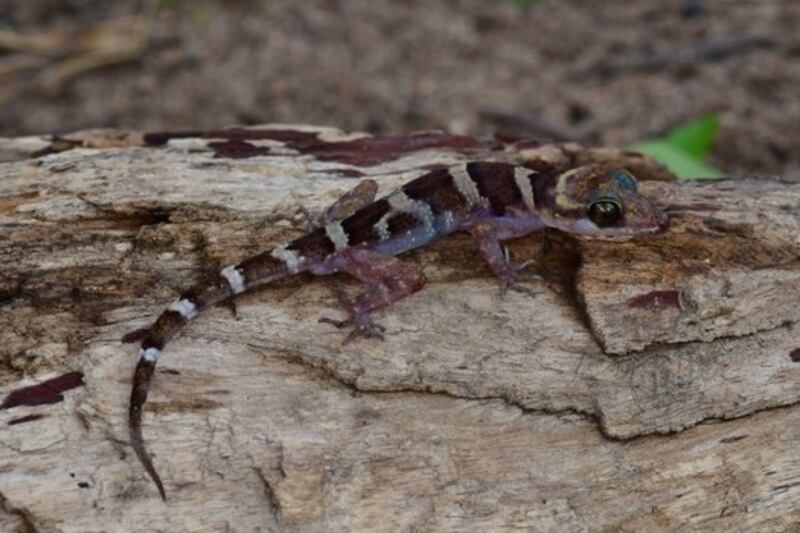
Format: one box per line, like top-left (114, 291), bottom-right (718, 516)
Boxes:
top-left (124, 162), bottom-right (667, 500)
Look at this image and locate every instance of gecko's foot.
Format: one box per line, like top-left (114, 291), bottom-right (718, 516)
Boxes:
top-left (318, 316), bottom-right (386, 342)
top-left (318, 282), bottom-right (386, 342)
top-left (297, 205), bottom-right (324, 232)
top-left (345, 321), bottom-right (386, 343)
top-left (499, 247), bottom-right (544, 297)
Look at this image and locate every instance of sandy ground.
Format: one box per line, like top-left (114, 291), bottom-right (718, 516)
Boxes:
top-left (1, 0), bottom-right (799, 177)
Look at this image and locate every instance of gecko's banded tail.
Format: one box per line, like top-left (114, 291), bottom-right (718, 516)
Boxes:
top-left (123, 249), bottom-right (297, 500)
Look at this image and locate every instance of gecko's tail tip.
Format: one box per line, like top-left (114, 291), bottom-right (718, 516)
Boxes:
top-left (129, 356), bottom-right (168, 501)
top-left (131, 422), bottom-right (169, 501)
top-left (155, 477), bottom-right (167, 502)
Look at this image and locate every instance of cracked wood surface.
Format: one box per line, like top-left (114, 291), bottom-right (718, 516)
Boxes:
top-left (0, 126), bottom-right (798, 532)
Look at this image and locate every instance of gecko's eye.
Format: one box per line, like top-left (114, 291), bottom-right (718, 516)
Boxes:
top-left (588, 199), bottom-right (623, 227)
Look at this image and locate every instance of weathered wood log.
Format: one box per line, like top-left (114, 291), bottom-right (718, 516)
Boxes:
top-left (0, 126), bottom-right (798, 532)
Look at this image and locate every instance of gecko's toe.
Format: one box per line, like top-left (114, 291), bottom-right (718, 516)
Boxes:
top-left (498, 247), bottom-right (544, 297)
top-left (509, 283), bottom-right (538, 298)
top-left (498, 268), bottom-right (542, 298)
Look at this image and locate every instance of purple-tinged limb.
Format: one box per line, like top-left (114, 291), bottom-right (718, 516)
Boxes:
top-left (318, 248), bottom-right (426, 341)
top-left (468, 222), bottom-right (542, 296)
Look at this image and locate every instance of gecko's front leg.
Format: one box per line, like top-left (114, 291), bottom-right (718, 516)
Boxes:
top-left (318, 248), bottom-right (426, 341)
top-left (468, 220), bottom-right (543, 296)
top-left (300, 179), bottom-right (379, 231)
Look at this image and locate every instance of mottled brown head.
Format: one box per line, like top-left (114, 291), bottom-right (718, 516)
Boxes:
top-left (537, 165), bottom-right (667, 236)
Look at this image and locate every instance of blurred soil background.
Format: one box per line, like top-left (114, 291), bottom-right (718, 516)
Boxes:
top-left (1, 0), bottom-right (799, 177)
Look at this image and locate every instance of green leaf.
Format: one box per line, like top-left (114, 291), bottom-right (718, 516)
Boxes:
top-left (664, 114), bottom-right (720, 159)
top-left (631, 140), bottom-right (725, 180)
top-left (631, 114), bottom-right (725, 180)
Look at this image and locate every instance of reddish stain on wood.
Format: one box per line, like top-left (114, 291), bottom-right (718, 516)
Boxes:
top-left (1, 371), bottom-right (84, 410)
top-left (144, 128), bottom-right (495, 166)
top-left (8, 413), bottom-right (46, 426)
top-left (790, 348), bottom-right (800, 362)
top-left (627, 290), bottom-right (682, 311)
top-left (291, 131), bottom-right (489, 166)
top-left (508, 138), bottom-right (544, 150)
top-left (143, 130), bottom-right (204, 146)
top-left (319, 168), bottom-right (366, 178)
top-left (208, 140), bottom-right (271, 159)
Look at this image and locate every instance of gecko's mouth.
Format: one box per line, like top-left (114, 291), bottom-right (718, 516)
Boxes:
top-left (549, 214), bottom-right (667, 238)
top-left (574, 225), bottom-right (664, 241)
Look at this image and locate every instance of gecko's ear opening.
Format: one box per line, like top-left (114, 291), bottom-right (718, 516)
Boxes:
top-left (610, 169), bottom-right (638, 191)
top-left (587, 198), bottom-right (623, 227)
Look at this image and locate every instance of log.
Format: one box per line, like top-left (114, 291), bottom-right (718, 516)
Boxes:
top-left (0, 125), bottom-right (798, 531)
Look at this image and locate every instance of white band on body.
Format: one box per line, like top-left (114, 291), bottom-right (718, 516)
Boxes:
top-left (449, 164), bottom-right (482, 206)
top-left (168, 298), bottom-right (198, 319)
top-left (221, 265), bottom-right (246, 294)
top-left (139, 347), bottom-right (160, 362)
top-left (324, 222), bottom-right (350, 252)
top-left (514, 167), bottom-right (537, 212)
top-left (271, 246), bottom-right (302, 274)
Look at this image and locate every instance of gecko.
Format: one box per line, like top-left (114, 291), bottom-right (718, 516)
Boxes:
top-left (122, 162), bottom-right (667, 500)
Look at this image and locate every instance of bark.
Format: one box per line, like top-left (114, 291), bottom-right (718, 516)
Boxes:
top-left (0, 125), bottom-right (798, 532)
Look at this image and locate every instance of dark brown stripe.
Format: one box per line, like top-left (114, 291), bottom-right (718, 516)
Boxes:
top-left (341, 198), bottom-right (392, 246)
top-left (531, 170), bottom-right (559, 210)
top-left (180, 275), bottom-right (231, 310)
top-left (143, 310), bottom-right (184, 350)
top-left (121, 328), bottom-right (149, 344)
top-left (238, 252), bottom-right (287, 282)
top-left (402, 168), bottom-right (469, 215)
top-left (287, 228), bottom-right (336, 259)
top-left (386, 212), bottom-right (422, 235)
top-left (466, 162), bottom-right (521, 216)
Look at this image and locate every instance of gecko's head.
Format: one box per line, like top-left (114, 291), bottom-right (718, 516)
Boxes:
top-left (537, 165), bottom-right (667, 237)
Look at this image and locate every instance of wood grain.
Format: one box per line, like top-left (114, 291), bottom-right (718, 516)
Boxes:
top-left (0, 126), bottom-right (797, 532)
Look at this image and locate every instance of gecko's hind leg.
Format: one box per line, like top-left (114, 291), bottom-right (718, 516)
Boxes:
top-left (318, 248), bottom-right (426, 342)
top-left (469, 222), bottom-right (543, 297)
top-left (299, 179), bottom-right (379, 231)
